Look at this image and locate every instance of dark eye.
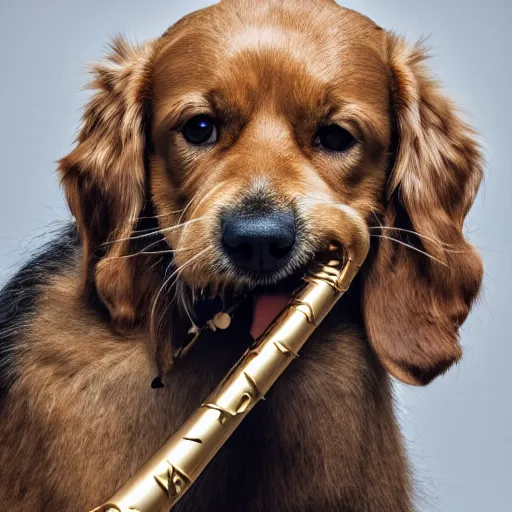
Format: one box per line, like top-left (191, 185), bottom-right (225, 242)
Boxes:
top-left (315, 124), bottom-right (356, 152)
top-left (182, 114), bottom-right (218, 146)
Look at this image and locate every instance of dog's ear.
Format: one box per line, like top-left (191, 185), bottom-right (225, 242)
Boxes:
top-left (59, 37), bottom-right (155, 329)
top-left (363, 35), bottom-right (484, 385)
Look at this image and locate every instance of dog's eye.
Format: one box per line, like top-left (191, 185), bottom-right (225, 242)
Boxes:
top-left (182, 115), bottom-right (218, 146)
top-left (315, 124), bottom-right (356, 152)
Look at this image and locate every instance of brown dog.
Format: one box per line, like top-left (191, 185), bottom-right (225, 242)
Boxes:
top-left (0, 1), bottom-right (483, 510)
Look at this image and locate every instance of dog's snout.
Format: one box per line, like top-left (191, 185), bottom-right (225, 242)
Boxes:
top-left (222, 211), bottom-right (296, 273)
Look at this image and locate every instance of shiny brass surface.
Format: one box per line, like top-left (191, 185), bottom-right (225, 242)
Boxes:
top-left (91, 233), bottom-right (369, 512)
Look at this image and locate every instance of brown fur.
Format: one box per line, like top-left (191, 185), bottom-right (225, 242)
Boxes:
top-left (0, 1), bottom-right (483, 510)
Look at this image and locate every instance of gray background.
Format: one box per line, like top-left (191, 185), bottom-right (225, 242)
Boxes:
top-left (0, 1), bottom-right (510, 510)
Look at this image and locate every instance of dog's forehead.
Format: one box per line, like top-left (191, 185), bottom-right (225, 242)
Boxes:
top-left (152, 1), bottom-right (388, 122)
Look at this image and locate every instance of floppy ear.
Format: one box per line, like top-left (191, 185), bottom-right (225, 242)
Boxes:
top-left (59, 37), bottom-right (156, 329)
top-left (363, 35), bottom-right (484, 385)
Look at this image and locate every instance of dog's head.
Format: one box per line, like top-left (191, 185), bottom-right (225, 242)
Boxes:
top-left (59, 0), bottom-right (483, 385)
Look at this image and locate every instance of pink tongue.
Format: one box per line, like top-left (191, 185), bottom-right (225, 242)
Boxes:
top-left (250, 293), bottom-right (291, 340)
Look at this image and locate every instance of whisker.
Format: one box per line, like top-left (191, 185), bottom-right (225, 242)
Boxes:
top-left (109, 234), bottom-right (193, 261)
top-left (115, 209), bottom-right (186, 235)
top-left (298, 195), bottom-right (461, 258)
top-left (370, 234), bottom-right (449, 267)
top-left (128, 226), bottom-right (167, 236)
top-left (150, 247), bottom-right (211, 340)
top-left (138, 209), bottom-right (184, 220)
top-left (166, 248), bottom-right (208, 298)
top-left (150, 260), bottom-right (174, 349)
top-left (103, 216), bottom-right (208, 246)
top-left (369, 226), bottom-right (462, 253)
top-left (109, 247), bottom-right (192, 260)
top-left (172, 181), bottom-right (225, 250)
top-left (371, 209), bottom-right (384, 228)
top-left (186, 181), bottom-right (226, 222)
top-left (149, 256), bottom-right (164, 271)
top-left (175, 279), bottom-right (198, 328)
top-left (167, 246), bottom-right (214, 327)
top-left (111, 237), bottom-right (166, 259)
top-left (177, 189), bottom-right (203, 227)
top-left (127, 209), bottom-right (185, 224)
top-left (155, 250), bottom-right (210, 346)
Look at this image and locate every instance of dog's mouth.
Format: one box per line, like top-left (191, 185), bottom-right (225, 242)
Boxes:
top-left (171, 241), bottom-right (345, 367)
top-left (185, 262), bottom-right (309, 353)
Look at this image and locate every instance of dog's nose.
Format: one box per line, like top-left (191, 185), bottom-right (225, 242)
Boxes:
top-left (222, 211), bottom-right (296, 273)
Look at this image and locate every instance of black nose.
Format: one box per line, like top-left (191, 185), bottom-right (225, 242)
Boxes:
top-left (222, 211), bottom-right (296, 273)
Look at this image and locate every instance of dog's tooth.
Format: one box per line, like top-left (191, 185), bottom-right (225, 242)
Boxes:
top-left (212, 312), bottom-right (231, 330)
top-left (188, 324), bottom-right (200, 335)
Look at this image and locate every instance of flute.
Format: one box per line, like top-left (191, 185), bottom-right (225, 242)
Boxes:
top-left (92, 233), bottom-right (369, 512)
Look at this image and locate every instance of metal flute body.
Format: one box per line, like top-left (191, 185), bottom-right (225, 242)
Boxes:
top-left (92, 243), bottom-right (368, 512)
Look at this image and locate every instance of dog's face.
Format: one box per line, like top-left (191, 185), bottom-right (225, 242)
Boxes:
top-left (150, 4), bottom-right (388, 293)
top-left (59, 0), bottom-right (483, 385)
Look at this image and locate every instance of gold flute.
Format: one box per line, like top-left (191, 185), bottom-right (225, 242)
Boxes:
top-left (92, 234), bottom-right (369, 512)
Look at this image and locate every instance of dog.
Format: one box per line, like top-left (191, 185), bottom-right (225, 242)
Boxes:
top-left (0, 0), bottom-right (483, 510)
